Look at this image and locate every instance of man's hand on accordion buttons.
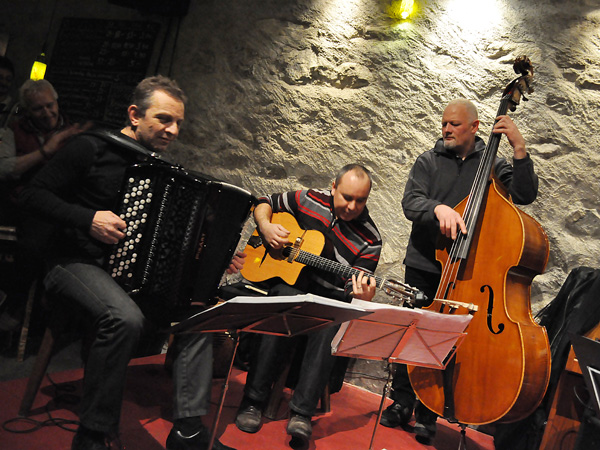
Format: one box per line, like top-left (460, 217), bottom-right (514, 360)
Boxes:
top-left (226, 251), bottom-right (247, 274)
top-left (90, 211), bottom-right (127, 245)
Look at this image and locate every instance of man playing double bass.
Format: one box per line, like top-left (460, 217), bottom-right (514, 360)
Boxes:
top-left (380, 98), bottom-right (539, 444)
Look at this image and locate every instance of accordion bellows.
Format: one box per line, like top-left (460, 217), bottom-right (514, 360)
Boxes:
top-left (106, 163), bottom-right (254, 314)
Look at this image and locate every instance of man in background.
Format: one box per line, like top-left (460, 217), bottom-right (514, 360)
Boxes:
top-left (0, 79), bottom-right (90, 333)
top-left (0, 55), bottom-right (15, 126)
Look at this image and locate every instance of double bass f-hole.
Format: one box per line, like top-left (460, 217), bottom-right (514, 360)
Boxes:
top-left (481, 284), bottom-right (504, 334)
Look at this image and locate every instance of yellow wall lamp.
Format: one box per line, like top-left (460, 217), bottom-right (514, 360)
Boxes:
top-left (388, 0), bottom-right (416, 20)
top-left (30, 50), bottom-right (47, 80)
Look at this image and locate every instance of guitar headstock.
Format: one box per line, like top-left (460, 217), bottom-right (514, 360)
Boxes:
top-left (382, 278), bottom-right (428, 306)
top-left (502, 55), bottom-right (534, 112)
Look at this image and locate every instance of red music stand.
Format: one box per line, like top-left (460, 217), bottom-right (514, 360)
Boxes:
top-left (169, 294), bottom-right (373, 449)
top-left (331, 299), bottom-right (472, 450)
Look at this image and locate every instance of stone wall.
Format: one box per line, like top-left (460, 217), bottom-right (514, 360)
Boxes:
top-left (3, 0), bottom-right (600, 392)
top-left (169, 0), bottom-right (600, 314)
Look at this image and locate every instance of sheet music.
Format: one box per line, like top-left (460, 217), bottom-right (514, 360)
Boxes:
top-left (170, 294), bottom-right (371, 335)
top-left (331, 299), bottom-right (472, 368)
top-left (225, 294), bottom-right (369, 309)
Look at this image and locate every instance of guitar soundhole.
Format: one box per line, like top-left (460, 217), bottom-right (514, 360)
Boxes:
top-left (248, 235), bottom-right (263, 249)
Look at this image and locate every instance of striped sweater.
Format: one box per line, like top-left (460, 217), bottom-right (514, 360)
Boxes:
top-left (258, 189), bottom-right (382, 301)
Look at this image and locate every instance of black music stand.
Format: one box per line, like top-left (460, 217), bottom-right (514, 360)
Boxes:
top-left (169, 294), bottom-right (373, 449)
top-left (331, 299), bottom-right (472, 450)
top-left (570, 333), bottom-right (600, 438)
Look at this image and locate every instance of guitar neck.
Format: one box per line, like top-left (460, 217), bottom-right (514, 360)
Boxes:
top-left (291, 248), bottom-right (385, 289)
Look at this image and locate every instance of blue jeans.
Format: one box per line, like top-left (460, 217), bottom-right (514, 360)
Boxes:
top-left (44, 262), bottom-right (213, 434)
top-left (243, 284), bottom-right (340, 417)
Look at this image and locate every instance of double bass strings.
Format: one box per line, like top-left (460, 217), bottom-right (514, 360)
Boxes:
top-left (437, 94), bottom-right (512, 304)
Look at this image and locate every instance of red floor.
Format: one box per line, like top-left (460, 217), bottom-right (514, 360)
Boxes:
top-left (0, 354), bottom-right (495, 450)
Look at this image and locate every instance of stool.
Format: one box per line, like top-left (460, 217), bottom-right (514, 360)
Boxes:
top-left (18, 293), bottom-right (83, 417)
top-left (17, 277), bottom-right (41, 362)
top-left (18, 324), bottom-right (58, 416)
top-left (0, 224), bottom-right (43, 361)
top-left (0, 225), bottom-right (19, 351)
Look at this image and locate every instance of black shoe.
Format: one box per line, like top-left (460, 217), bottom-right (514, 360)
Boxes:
top-left (166, 426), bottom-right (236, 450)
top-left (286, 412), bottom-right (312, 444)
top-left (414, 420), bottom-right (437, 445)
top-left (71, 426), bottom-right (111, 450)
top-left (380, 402), bottom-right (413, 428)
top-left (235, 402), bottom-right (262, 433)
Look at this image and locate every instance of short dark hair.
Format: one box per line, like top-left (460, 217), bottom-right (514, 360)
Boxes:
top-left (334, 164), bottom-right (372, 190)
top-left (128, 75), bottom-right (187, 125)
top-left (0, 55), bottom-right (14, 76)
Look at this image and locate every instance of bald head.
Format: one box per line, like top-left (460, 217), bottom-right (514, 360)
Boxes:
top-left (441, 99), bottom-right (480, 158)
top-left (445, 99), bottom-right (478, 122)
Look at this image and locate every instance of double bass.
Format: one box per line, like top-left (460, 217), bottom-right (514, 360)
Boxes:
top-left (407, 57), bottom-right (551, 425)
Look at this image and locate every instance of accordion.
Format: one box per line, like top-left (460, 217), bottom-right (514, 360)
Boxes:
top-left (106, 163), bottom-right (254, 314)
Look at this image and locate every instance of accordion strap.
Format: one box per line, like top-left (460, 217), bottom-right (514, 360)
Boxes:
top-left (85, 129), bottom-right (177, 165)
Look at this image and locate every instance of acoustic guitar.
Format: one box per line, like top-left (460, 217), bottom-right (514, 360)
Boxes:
top-left (241, 212), bottom-right (424, 304)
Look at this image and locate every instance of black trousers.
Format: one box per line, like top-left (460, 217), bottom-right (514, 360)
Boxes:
top-left (390, 266), bottom-right (440, 424)
top-left (243, 283), bottom-right (340, 417)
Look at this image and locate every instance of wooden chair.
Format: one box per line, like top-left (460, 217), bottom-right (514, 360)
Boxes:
top-left (538, 321), bottom-right (600, 450)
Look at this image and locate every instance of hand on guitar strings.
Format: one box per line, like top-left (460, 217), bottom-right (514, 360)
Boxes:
top-left (351, 271), bottom-right (377, 301)
top-left (226, 251), bottom-right (247, 274)
top-left (259, 221), bottom-right (291, 249)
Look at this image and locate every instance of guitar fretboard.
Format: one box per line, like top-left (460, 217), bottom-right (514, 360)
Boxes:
top-left (287, 247), bottom-right (386, 289)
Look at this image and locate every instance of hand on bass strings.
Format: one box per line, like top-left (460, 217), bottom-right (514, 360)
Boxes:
top-left (90, 210), bottom-right (127, 244)
top-left (434, 204), bottom-right (467, 240)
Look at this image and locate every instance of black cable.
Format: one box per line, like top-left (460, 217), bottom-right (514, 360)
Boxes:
top-left (1, 373), bottom-right (80, 434)
top-left (572, 384), bottom-right (595, 412)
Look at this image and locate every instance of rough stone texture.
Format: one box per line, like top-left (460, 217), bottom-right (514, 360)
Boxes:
top-left (3, 0), bottom-right (600, 394)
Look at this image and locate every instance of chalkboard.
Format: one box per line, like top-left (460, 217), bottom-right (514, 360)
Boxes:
top-left (47, 18), bottom-right (160, 127)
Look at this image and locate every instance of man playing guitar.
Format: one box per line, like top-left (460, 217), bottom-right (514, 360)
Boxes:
top-left (235, 164), bottom-right (382, 445)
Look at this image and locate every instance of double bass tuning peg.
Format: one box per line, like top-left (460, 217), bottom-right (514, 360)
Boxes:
top-left (513, 55), bottom-right (533, 77)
